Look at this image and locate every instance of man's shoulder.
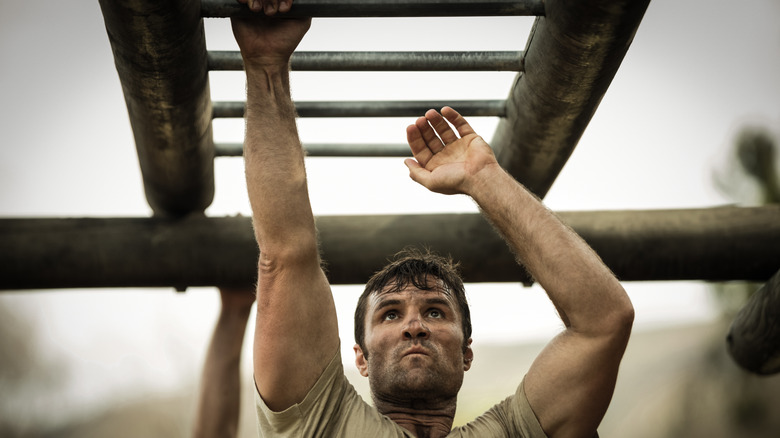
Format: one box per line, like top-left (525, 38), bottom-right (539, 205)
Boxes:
top-left (450, 378), bottom-right (548, 438)
top-left (255, 352), bottom-right (411, 437)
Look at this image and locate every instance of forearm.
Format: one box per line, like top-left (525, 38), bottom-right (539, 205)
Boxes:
top-left (467, 165), bottom-right (633, 332)
top-left (243, 63), bottom-right (317, 257)
top-left (193, 303), bottom-right (253, 438)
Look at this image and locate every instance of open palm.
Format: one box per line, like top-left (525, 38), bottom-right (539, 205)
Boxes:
top-left (405, 107), bottom-right (499, 195)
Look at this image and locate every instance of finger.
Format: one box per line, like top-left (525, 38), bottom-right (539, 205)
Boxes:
top-left (441, 106), bottom-right (476, 138)
top-left (244, 0), bottom-right (262, 13)
top-left (278, 0), bottom-right (292, 12)
top-left (415, 116), bottom-right (445, 154)
top-left (425, 109), bottom-right (459, 145)
top-left (264, 0), bottom-right (279, 15)
top-left (406, 123), bottom-right (434, 167)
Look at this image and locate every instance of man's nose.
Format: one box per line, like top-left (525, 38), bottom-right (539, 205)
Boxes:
top-left (403, 317), bottom-right (429, 339)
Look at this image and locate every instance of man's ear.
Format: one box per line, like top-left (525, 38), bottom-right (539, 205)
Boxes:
top-left (354, 344), bottom-right (369, 377)
top-left (463, 338), bottom-right (474, 371)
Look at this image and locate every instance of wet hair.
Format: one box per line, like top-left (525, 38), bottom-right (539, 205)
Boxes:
top-left (354, 247), bottom-right (472, 356)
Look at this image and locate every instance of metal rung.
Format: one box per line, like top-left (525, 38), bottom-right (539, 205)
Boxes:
top-left (212, 100), bottom-right (506, 118)
top-left (209, 51), bottom-right (523, 71)
top-left (201, 0), bottom-right (545, 18)
top-left (217, 142), bottom-right (412, 157)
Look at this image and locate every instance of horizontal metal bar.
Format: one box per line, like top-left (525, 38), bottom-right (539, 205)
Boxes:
top-left (216, 142), bottom-right (412, 157)
top-left (201, 0), bottom-right (545, 18)
top-left (208, 51), bottom-right (524, 71)
top-left (2, 206), bottom-right (779, 289)
top-left (212, 100), bottom-right (506, 118)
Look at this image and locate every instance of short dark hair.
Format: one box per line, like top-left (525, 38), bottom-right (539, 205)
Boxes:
top-left (354, 247), bottom-right (472, 356)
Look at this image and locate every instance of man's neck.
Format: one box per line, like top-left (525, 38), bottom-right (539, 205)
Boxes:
top-left (373, 396), bottom-right (457, 438)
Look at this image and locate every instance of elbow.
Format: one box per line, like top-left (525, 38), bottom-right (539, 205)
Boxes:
top-left (619, 301), bottom-right (635, 335)
top-left (589, 282), bottom-right (634, 340)
top-left (257, 233), bottom-right (321, 277)
top-left (610, 286), bottom-right (635, 338)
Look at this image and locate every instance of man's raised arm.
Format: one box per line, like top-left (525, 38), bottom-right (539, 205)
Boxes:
top-left (406, 107), bottom-right (634, 437)
top-left (232, 13), bottom-right (339, 412)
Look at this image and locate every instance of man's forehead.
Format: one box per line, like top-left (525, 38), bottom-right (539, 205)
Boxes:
top-left (368, 281), bottom-right (455, 307)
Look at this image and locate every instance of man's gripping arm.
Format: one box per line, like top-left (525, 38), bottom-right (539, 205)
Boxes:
top-left (405, 108), bottom-right (634, 438)
top-left (232, 13), bottom-right (339, 412)
top-left (193, 288), bottom-right (255, 438)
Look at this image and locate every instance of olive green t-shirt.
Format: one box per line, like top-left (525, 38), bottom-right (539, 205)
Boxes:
top-left (255, 351), bottom-right (548, 437)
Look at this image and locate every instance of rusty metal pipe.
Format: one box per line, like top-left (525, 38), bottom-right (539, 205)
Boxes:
top-left (209, 50), bottom-right (524, 71)
top-left (2, 206), bottom-right (778, 290)
top-left (212, 99), bottom-right (506, 118)
top-left (99, 0), bottom-right (215, 217)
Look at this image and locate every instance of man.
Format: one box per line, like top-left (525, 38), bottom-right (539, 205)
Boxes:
top-left (232, 3), bottom-right (634, 437)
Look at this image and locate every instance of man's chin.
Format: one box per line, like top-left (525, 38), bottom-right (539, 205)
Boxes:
top-left (394, 365), bottom-right (438, 388)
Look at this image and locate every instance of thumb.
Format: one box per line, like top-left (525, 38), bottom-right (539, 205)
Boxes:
top-left (404, 158), bottom-right (430, 186)
top-left (403, 158), bottom-right (419, 170)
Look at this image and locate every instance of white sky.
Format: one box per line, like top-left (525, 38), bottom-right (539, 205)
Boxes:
top-left (1, 0), bottom-right (778, 426)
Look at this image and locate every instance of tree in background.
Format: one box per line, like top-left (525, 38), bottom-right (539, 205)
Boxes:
top-left (660, 125), bottom-right (780, 438)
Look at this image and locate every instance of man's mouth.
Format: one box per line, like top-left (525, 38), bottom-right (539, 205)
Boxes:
top-left (402, 346), bottom-right (429, 357)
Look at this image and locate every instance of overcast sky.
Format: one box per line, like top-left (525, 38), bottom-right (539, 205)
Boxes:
top-left (1, 0), bottom-right (778, 426)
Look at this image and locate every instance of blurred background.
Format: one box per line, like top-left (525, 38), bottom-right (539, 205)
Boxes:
top-left (1, 0), bottom-right (779, 436)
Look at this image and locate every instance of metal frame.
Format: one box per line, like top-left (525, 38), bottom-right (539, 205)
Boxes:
top-left (98, 0), bottom-right (215, 217)
top-left (492, 0), bottom-right (651, 198)
top-left (50, 0), bottom-right (776, 295)
top-left (216, 142), bottom-right (411, 157)
top-left (209, 51), bottom-right (524, 71)
top-left (212, 99), bottom-right (506, 118)
top-left (3, 206), bottom-right (778, 290)
top-left (200, 0), bottom-right (546, 18)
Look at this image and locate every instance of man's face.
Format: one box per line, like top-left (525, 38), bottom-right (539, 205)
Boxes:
top-left (354, 281), bottom-right (473, 402)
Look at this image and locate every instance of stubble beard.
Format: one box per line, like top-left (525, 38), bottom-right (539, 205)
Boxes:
top-left (368, 346), bottom-right (464, 404)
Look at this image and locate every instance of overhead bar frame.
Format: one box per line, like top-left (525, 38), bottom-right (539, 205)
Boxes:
top-left (3, 206), bottom-right (778, 290)
top-left (491, 0), bottom-right (651, 198)
top-left (201, 0), bottom-right (546, 18)
top-left (216, 142), bottom-right (412, 157)
top-left (99, 0), bottom-right (215, 217)
top-left (208, 50), bottom-right (524, 71)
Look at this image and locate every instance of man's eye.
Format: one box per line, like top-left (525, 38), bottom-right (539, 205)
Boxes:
top-left (428, 309), bottom-right (442, 318)
top-left (384, 311), bottom-right (398, 321)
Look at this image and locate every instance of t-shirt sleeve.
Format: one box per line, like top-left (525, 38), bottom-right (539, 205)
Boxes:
top-left (513, 377), bottom-right (550, 438)
top-left (254, 349), bottom-right (411, 437)
top-left (453, 377), bottom-right (549, 438)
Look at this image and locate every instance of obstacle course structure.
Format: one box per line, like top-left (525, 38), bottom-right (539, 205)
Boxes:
top-left (1, 0), bottom-right (778, 374)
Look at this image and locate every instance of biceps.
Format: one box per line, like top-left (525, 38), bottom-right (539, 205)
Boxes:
top-left (253, 262), bottom-right (340, 411)
top-left (524, 331), bottom-right (630, 437)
